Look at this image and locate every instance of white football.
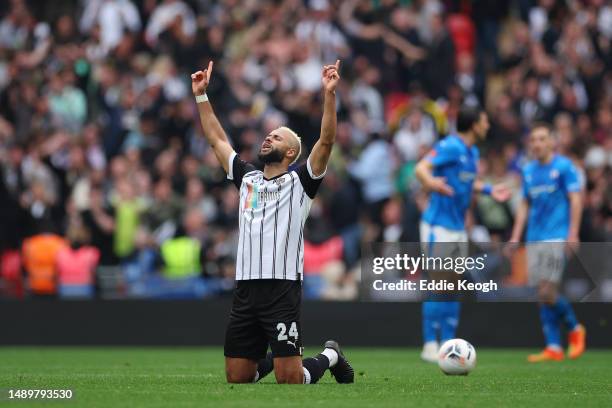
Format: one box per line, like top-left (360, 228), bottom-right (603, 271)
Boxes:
top-left (438, 338), bottom-right (477, 375)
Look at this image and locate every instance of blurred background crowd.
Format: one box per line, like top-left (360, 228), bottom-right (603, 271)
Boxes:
top-left (0, 0), bottom-right (610, 300)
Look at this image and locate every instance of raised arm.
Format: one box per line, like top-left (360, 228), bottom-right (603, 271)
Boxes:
top-left (380, 27), bottom-right (425, 62)
top-left (309, 60), bottom-right (340, 177)
top-left (339, 0), bottom-right (384, 40)
top-left (191, 61), bottom-right (235, 173)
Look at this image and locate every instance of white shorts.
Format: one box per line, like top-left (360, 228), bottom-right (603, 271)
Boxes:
top-left (419, 221), bottom-right (468, 259)
top-left (527, 241), bottom-right (565, 285)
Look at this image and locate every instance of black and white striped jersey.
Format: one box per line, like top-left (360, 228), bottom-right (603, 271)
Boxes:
top-left (227, 152), bottom-right (325, 281)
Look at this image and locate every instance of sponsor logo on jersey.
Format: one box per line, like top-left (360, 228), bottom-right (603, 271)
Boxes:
top-left (244, 184), bottom-right (281, 209)
top-left (529, 184), bottom-right (557, 196)
top-left (458, 171), bottom-right (476, 182)
top-left (244, 184), bottom-right (258, 209)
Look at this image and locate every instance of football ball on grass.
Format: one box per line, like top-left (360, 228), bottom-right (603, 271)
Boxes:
top-left (438, 338), bottom-right (477, 375)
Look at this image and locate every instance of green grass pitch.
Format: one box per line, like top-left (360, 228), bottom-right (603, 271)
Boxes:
top-left (0, 347), bottom-right (610, 407)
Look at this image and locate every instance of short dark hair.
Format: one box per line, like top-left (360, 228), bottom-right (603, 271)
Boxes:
top-left (530, 122), bottom-right (553, 135)
top-left (456, 106), bottom-right (484, 133)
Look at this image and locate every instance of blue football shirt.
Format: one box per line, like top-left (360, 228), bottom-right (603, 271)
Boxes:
top-left (521, 154), bottom-right (582, 242)
top-left (422, 135), bottom-right (479, 231)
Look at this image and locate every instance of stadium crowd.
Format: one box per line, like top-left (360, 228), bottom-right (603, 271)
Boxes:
top-left (0, 0), bottom-right (610, 299)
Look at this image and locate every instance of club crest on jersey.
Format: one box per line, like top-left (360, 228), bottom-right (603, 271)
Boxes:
top-left (550, 169), bottom-right (559, 179)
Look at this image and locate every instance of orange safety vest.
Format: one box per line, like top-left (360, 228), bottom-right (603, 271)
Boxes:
top-left (22, 234), bottom-right (69, 294)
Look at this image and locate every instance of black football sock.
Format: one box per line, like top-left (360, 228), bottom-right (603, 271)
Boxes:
top-left (302, 354), bottom-right (330, 384)
top-left (254, 353), bottom-right (274, 382)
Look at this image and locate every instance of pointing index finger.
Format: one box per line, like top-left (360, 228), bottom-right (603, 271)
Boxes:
top-left (206, 61), bottom-right (213, 81)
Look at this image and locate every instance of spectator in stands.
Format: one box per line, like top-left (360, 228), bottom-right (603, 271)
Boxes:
top-left (0, 0), bottom-right (609, 299)
top-left (79, 0), bottom-right (141, 56)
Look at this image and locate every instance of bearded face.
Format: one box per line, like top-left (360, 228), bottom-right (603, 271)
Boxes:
top-left (257, 145), bottom-right (285, 164)
top-left (257, 128), bottom-right (300, 166)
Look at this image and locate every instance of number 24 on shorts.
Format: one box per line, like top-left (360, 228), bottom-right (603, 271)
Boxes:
top-left (276, 322), bottom-right (298, 341)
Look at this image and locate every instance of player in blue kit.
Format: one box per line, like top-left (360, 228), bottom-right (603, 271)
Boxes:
top-left (510, 123), bottom-right (586, 362)
top-left (415, 106), bottom-right (510, 362)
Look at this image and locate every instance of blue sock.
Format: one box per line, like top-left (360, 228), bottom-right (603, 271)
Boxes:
top-left (440, 301), bottom-right (461, 343)
top-left (422, 301), bottom-right (440, 343)
top-left (539, 304), bottom-right (562, 348)
top-left (553, 296), bottom-right (579, 331)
